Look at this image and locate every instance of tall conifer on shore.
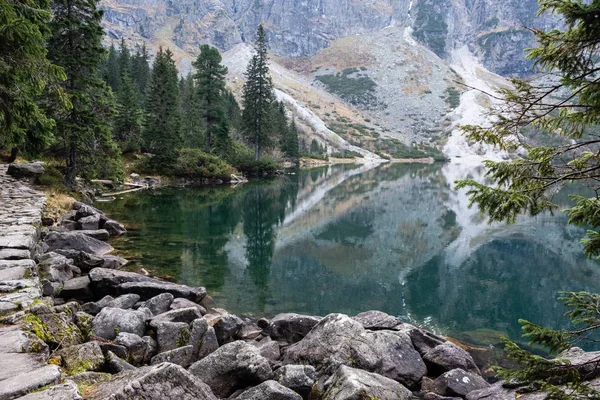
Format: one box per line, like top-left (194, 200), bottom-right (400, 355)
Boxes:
top-left (242, 24), bottom-right (276, 161)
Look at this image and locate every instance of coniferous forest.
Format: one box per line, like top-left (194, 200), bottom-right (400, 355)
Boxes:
top-left (0, 0), bottom-right (300, 186)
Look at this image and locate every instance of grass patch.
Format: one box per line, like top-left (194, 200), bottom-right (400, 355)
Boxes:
top-left (316, 68), bottom-right (377, 107)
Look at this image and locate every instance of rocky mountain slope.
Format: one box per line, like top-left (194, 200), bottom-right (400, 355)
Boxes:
top-left (99, 0), bottom-right (558, 157)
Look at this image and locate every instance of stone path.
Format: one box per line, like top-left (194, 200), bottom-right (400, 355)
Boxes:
top-left (0, 165), bottom-right (63, 400)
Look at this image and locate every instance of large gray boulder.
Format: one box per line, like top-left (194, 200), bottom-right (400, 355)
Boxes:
top-left (283, 314), bottom-right (427, 388)
top-left (78, 215), bottom-right (101, 231)
top-left (233, 380), bottom-right (302, 400)
top-left (213, 314), bottom-right (243, 345)
top-left (118, 280), bottom-right (207, 302)
top-left (151, 345), bottom-right (194, 368)
top-left (45, 232), bottom-right (113, 257)
top-left (85, 362), bottom-right (217, 400)
top-left (189, 341), bottom-right (273, 398)
top-left (60, 276), bottom-right (92, 300)
top-left (53, 250), bottom-right (104, 272)
top-left (155, 321), bottom-right (190, 353)
top-left (104, 219), bottom-right (126, 236)
top-left (115, 332), bottom-right (149, 365)
top-left (323, 365), bottom-right (413, 400)
top-left (7, 162), bottom-right (45, 178)
top-left (78, 229), bottom-right (109, 241)
top-left (274, 365), bottom-right (316, 399)
top-left (557, 347), bottom-right (600, 380)
top-left (352, 310), bottom-right (404, 330)
top-left (38, 252), bottom-right (73, 283)
top-left (91, 307), bottom-right (146, 340)
top-left (142, 293), bottom-right (174, 316)
top-left (269, 313), bottom-right (321, 344)
top-left (56, 341), bottom-right (105, 375)
top-left (0, 365), bottom-right (61, 400)
top-left (88, 267), bottom-right (152, 296)
top-left (149, 307), bottom-right (203, 328)
top-left (424, 342), bottom-right (481, 375)
top-left (189, 318), bottom-right (219, 361)
top-left (432, 369), bottom-right (490, 398)
top-left (17, 382), bottom-right (82, 400)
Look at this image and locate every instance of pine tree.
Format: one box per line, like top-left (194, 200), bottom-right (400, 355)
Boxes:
top-left (272, 100), bottom-right (289, 152)
top-left (225, 90), bottom-right (242, 135)
top-left (193, 44), bottom-right (230, 155)
top-left (456, 1), bottom-right (600, 398)
top-left (104, 42), bottom-right (120, 93)
top-left (47, 0), bottom-right (121, 185)
top-left (114, 75), bottom-right (143, 152)
top-left (118, 38), bottom-right (131, 78)
top-left (0, 0), bottom-right (66, 161)
top-left (284, 118), bottom-right (300, 160)
top-left (180, 73), bottom-right (204, 149)
top-left (131, 43), bottom-right (151, 103)
top-left (143, 47), bottom-right (181, 171)
top-left (242, 24), bottom-right (276, 161)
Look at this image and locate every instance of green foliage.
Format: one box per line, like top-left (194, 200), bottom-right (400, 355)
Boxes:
top-left (180, 73), bottom-right (205, 149)
top-left (242, 24), bottom-right (277, 161)
top-left (228, 141), bottom-right (278, 175)
top-left (174, 148), bottom-right (235, 180)
top-left (315, 70), bottom-right (377, 107)
top-left (46, 0), bottom-right (122, 185)
top-left (143, 47), bottom-right (181, 172)
top-left (193, 44), bottom-right (230, 154)
top-left (282, 118), bottom-right (300, 160)
top-left (445, 87), bottom-right (461, 109)
top-left (114, 74), bottom-right (143, 152)
top-left (0, 0), bottom-right (66, 158)
top-left (455, 1), bottom-right (600, 398)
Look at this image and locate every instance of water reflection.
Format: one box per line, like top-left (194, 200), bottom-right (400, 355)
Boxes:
top-left (99, 162), bottom-right (600, 346)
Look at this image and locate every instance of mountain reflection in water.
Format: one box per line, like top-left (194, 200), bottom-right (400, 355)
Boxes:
top-left (99, 162), bottom-right (600, 347)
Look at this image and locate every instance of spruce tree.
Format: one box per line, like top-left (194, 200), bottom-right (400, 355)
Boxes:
top-left (118, 38), bottom-right (131, 78)
top-left (0, 0), bottom-right (65, 160)
top-left (180, 73), bottom-right (204, 149)
top-left (193, 44), bottom-right (230, 154)
top-left (225, 90), bottom-right (242, 134)
top-left (284, 118), bottom-right (300, 160)
top-left (131, 44), bottom-right (151, 103)
top-left (114, 75), bottom-right (143, 152)
top-left (47, 0), bottom-right (121, 185)
top-left (242, 24), bottom-right (276, 161)
top-left (143, 47), bottom-right (181, 171)
top-left (104, 42), bottom-right (120, 93)
top-left (272, 100), bottom-right (289, 152)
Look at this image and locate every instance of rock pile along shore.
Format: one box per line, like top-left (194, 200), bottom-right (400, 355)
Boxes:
top-left (1, 163), bottom-right (599, 400)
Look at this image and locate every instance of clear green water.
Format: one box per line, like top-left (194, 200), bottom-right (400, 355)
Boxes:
top-left (98, 162), bottom-right (600, 347)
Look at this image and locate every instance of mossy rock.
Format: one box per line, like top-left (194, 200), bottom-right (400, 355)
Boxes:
top-left (56, 341), bottom-right (105, 375)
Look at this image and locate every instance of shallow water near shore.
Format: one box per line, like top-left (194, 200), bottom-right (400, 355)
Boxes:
top-left (98, 162), bottom-right (600, 349)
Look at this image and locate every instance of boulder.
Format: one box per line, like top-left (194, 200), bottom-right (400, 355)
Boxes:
top-left (73, 202), bottom-right (103, 220)
top-left (151, 345), bottom-right (194, 368)
top-left (213, 314), bottom-right (243, 345)
top-left (109, 294), bottom-right (140, 309)
top-left (29, 311), bottom-right (84, 347)
top-left (78, 215), bottom-right (101, 231)
top-left (189, 341), bottom-right (273, 398)
top-left (101, 255), bottom-right (128, 269)
top-left (557, 347), bottom-right (600, 380)
top-left (466, 382), bottom-right (515, 400)
top-left (323, 365), bottom-right (413, 400)
top-left (233, 380), bottom-right (302, 400)
top-left (142, 293), bottom-right (174, 316)
top-left (85, 363), bottom-right (217, 400)
top-left (104, 351), bottom-right (137, 373)
top-left (0, 365), bottom-right (61, 400)
top-left (406, 326), bottom-right (446, 356)
top-left (155, 321), bottom-right (190, 353)
top-left (190, 318), bottom-right (219, 361)
top-left (88, 268), bottom-right (152, 296)
top-left (91, 307), bottom-right (146, 340)
top-left (170, 297), bottom-right (206, 315)
top-left (352, 310), bottom-right (403, 330)
top-left (251, 336), bottom-right (281, 362)
top-left (104, 220), bottom-right (126, 236)
top-left (283, 314), bottom-right (427, 388)
top-left (45, 232), bottom-right (113, 257)
top-left (432, 369), bottom-right (490, 398)
top-left (269, 313), bottom-right (321, 344)
top-left (424, 342), bottom-right (481, 375)
top-left (0, 248), bottom-right (31, 260)
top-left (78, 229), bottom-right (109, 241)
top-left (7, 162), bottom-right (45, 178)
top-left (274, 365), bottom-right (316, 399)
top-left (115, 332), bottom-right (148, 365)
top-left (54, 250), bottom-right (103, 272)
top-left (118, 281), bottom-right (206, 302)
top-left (238, 320), bottom-right (262, 340)
top-left (99, 343), bottom-right (128, 360)
top-left (56, 341), bottom-right (105, 375)
top-left (38, 252), bottom-right (73, 283)
top-left (74, 311), bottom-right (94, 340)
top-left (17, 382), bottom-right (82, 400)
top-left (60, 276), bottom-right (92, 300)
top-left (149, 307), bottom-right (203, 328)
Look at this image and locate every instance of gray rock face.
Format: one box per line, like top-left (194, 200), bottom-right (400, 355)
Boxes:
top-left (283, 314), bottom-right (427, 388)
top-left (424, 342), bottom-right (481, 375)
top-left (86, 362), bottom-right (217, 400)
top-left (155, 321), bottom-right (190, 353)
top-left (0, 365), bottom-right (61, 400)
top-left (17, 382), bottom-right (82, 400)
top-left (7, 162), bottom-right (45, 178)
top-left (323, 365), bottom-right (413, 400)
top-left (118, 281), bottom-right (207, 302)
top-left (104, 220), bottom-right (126, 236)
top-left (189, 341), bottom-right (273, 398)
top-left (38, 252), bottom-right (73, 283)
top-left (91, 307), bottom-right (146, 340)
top-left (56, 341), bottom-right (105, 375)
top-left (432, 368), bottom-right (490, 397)
top-left (190, 318), bottom-right (219, 361)
top-left (213, 314), bottom-right (243, 345)
top-left (142, 293), bottom-right (174, 316)
top-left (269, 313), bottom-right (321, 344)
top-left (151, 345), bottom-right (194, 368)
top-left (234, 380), bottom-right (302, 400)
top-left (45, 232), bottom-right (113, 257)
top-left (274, 365), bottom-right (315, 398)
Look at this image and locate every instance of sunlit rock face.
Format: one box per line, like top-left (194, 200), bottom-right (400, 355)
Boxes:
top-left (100, 0), bottom-right (558, 76)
